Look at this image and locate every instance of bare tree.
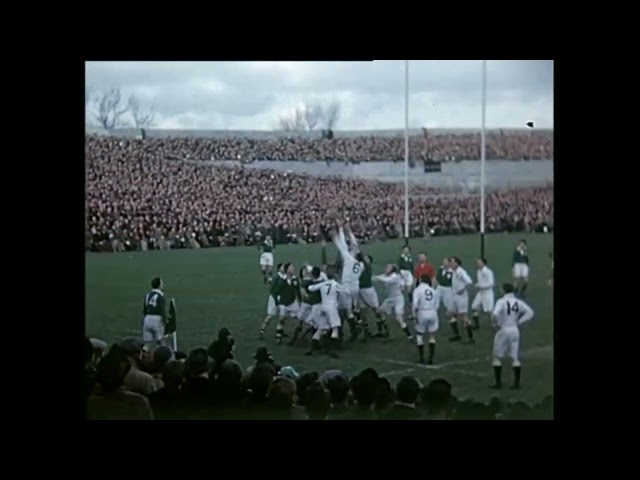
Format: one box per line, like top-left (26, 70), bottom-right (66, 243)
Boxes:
top-left (279, 108), bottom-right (306, 132)
top-left (85, 86), bottom-right (94, 107)
top-left (321, 98), bottom-right (341, 130)
top-left (93, 88), bottom-right (130, 130)
top-left (128, 95), bottom-right (156, 128)
top-left (302, 102), bottom-right (323, 131)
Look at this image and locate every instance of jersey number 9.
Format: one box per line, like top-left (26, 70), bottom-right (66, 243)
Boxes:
top-left (424, 290), bottom-right (433, 301)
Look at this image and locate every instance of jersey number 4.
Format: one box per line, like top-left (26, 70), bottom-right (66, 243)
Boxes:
top-left (424, 290), bottom-right (434, 301)
top-left (506, 301), bottom-right (519, 315)
top-left (147, 294), bottom-right (158, 308)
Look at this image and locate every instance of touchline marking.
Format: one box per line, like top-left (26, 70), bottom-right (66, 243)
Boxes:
top-left (379, 345), bottom-right (553, 371)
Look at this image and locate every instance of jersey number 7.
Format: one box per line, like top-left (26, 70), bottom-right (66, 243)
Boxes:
top-left (325, 284), bottom-right (332, 295)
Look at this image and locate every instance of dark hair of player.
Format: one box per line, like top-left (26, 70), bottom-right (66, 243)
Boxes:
top-left (451, 257), bottom-right (462, 266)
top-left (151, 277), bottom-right (162, 289)
top-left (277, 263), bottom-right (283, 271)
top-left (311, 266), bottom-right (321, 279)
top-left (299, 266), bottom-right (306, 279)
top-left (326, 266), bottom-right (337, 279)
top-left (390, 265), bottom-right (398, 273)
top-left (520, 239), bottom-right (527, 245)
top-left (479, 257), bottom-right (487, 265)
top-left (284, 262), bottom-right (291, 272)
top-left (355, 252), bottom-right (365, 262)
top-left (503, 283), bottom-right (515, 294)
top-left (420, 274), bottom-right (431, 285)
top-left (366, 254), bottom-right (373, 263)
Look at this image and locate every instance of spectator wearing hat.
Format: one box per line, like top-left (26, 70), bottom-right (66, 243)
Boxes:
top-left (253, 346), bottom-right (280, 373)
top-left (181, 347), bottom-right (212, 410)
top-left (380, 376), bottom-right (422, 420)
top-left (245, 363), bottom-right (276, 413)
top-left (148, 360), bottom-right (185, 420)
top-left (207, 328), bottom-right (235, 369)
top-left (119, 337), bottom-right (157, 396)
top-left (87, 345), bottom-right (153, 420)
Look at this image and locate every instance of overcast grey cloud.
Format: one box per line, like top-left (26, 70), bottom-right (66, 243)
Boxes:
top-left (85, 60), bottom-right (553, 130)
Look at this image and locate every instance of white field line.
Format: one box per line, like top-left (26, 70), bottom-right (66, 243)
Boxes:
top-left (379, 345), bottom-right (552, 377)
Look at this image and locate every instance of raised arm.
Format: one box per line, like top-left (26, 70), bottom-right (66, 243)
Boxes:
top-left (347, 228), bottom-right (360, 254)
top-left (373, 274), bottom-right (394, 284)
top-left (308, 281), bottom-right (326, 292)
top-left (333, 228), bottom-right (350, 257)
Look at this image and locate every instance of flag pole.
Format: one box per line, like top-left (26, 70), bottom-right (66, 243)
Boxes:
top-left (480, 60), bottom-right (487, 259)
top-left (404, 59), bottom-right (410, 248)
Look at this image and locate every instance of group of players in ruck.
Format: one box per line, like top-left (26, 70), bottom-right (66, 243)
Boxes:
top-left (257, 227), bottom-right (537, 390)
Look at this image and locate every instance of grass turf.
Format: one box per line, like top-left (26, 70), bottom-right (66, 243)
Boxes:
top-left (86, 233), bottom-right (553, 406)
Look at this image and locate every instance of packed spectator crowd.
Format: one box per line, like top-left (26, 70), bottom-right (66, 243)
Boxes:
top-left (86, 135), bottom-right (554, 253)
top-left (87, 130), bottom-right (553, 163)
top-left (84, 334), bottom-right (553, 420)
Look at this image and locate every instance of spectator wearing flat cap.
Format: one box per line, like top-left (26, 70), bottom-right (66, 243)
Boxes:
top-left (119, 337), bottom-right (157, 396)
top-left (181, 347), bottom-right (212, 409)
top-left (254, 346), bottom-right (280, 373)
top-left (87, 345), bottom-right (153, 420)
top-left (207, 328), bottom-right (235, 373)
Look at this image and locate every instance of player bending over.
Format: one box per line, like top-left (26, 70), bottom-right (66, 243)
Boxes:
top-left (448, 257), bottom-right (475, 344)
top-left (258, 234), bottom-right (276, 284)
top-left (274, 263), bottom-right (301, 344)
top-left (471, 257), bottom-right (495, 330)
top-left (512, 239), bottom-right (529, 297)
top-left (412, 275), bottom-right (440, 364)
top-left (490, 283), bottom-right (534, 390)
top-left (259, 263), bottom-right (285, 340)
top-left (333, 226), bottom-right (364, 338)
top-left (142, 276), bottom-right (167, 348)
top-left (308, 266), bottom-right (347, 358)
top-left (374, 264), bottom-right (413, 340)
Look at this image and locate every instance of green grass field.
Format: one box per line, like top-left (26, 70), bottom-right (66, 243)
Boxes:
top-left (85, 233), bottom-right (553, 406)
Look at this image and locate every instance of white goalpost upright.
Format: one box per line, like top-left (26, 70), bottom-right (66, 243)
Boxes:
top-left (480, 60), bottom-right (487, 258)
top-left (403, 60), bottom-right (410, 246)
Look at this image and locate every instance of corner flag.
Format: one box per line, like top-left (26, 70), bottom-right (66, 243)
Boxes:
top-left (166, 298), bottom-right (178, 351)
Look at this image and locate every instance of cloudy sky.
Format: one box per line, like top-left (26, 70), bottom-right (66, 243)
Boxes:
top-left (85, 60), bottom-right (553, 131)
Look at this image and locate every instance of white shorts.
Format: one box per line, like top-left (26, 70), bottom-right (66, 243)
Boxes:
top-left (338, 287), bottom-right (359, 311)
top-left (279, 301), bottom-right (300, 317)
top-left (308, 304), bottom-right (327, 329)
top-left (322, 304), bottom-right (342, 329)
top-left (260, 252), bottom-right (274, 267)
top-left (143, 315), bottom-right (164, 343)
top-left (493, 328), bottom-right (520, 364)
top-left (359, 287), bottom-right (380, 309)
top-left (438, 286), bottom-right (453, 312)
top-left (400, 270), bottom-right (414, 289)
top-left (266, 295), bottom-right (278, 316)
top-left (381, 295), bottom-right (405, 316)
top-left (415, 310), bottom-right (439, 335)
top-left (297, 303), bottom-right (311, 323)
top-left (472, 290), bottom-right (495, 312)
top-left (449, 293), bottom-right (469, 315)
top-left (513, 263), bottom-right (529, 279)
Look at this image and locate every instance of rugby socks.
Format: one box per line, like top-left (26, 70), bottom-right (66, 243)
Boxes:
top-left (260, 316), bottom-right (272, 337)
top-left (428, 339), bottom-right (436, 364)
top-left (449, 319), bottom-right (461, 340)
top-left (416, 335), bottom-right (425, 362)
top-left (402, 325), bottom-right (412, 338)
top-left (512, 366), bottom-right (521, 389)
top-left (492, 366), bottom-right (502, 388)
top-left (276, 319), bottom-right (285, 344)
top-left (305, 339), bottom-right (320, 356)
top-left (472, 313), bottom-right (480, 329)
top-left (465, 325), bottom-right (474, 342)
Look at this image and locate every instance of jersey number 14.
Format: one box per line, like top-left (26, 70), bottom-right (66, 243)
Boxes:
top-left (506, 301), bottom-right (519, 315)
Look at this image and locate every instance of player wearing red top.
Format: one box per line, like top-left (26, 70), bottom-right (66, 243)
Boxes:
top-left (414, 254), bottom-right (436, 288)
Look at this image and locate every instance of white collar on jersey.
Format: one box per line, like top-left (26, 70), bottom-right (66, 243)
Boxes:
top-left (152, 289), bottom-right (163, 294)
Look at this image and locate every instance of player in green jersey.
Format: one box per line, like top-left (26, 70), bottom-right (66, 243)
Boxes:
top-left (512, 239), bottom-right (530, 297)
top-left (258, 235), bottom-right (276, 284)
top-left (142, 277), bottom-right (166, 347)
top-left (273, 263), bottom-right (301, 344)
top-left (259, 263), bottom-right (285, 340)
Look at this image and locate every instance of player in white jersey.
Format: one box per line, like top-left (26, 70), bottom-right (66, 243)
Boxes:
top-left (333, 226), bottom-right (363, 330)
top-left (471, 257), bottom-right (495, 330)
top-left (346, 226), bottom-right (360, 256)
top-left (412, 274), bottom-right (440, 364)
top-left (307, 266), bottom-right (347, 358)
top-left (374, 264), bottom-right (413, 340)
top-left (448, 256), bottom-right (475, 344)
top-left (490, 283), bottom-right (534, 389)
